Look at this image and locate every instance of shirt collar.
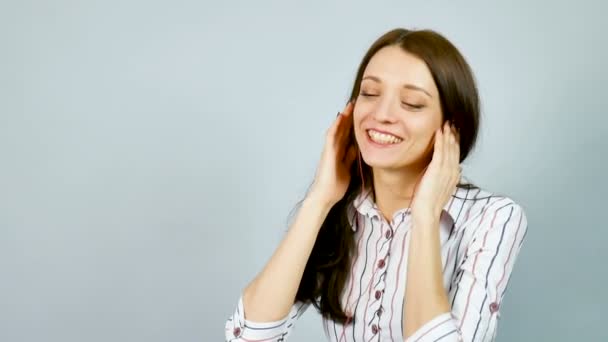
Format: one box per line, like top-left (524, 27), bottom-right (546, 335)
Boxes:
top-left (350, 176), bottom-right (472, 230)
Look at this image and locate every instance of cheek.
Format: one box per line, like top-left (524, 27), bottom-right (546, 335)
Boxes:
top-left (412, 111), bottom-right (442, 137)
top-left (408, 122), bottom-right (439, 150)
top-left (352, 109), bottom-right (366, 134)
top-left (418, 129), bottom-right (437, 146)
top-left (352, 104), bottom-right (364, 121)
top-left (353, 123), bottom-right (365, 146)
top-left (352, 99), bottom-right (373, 119)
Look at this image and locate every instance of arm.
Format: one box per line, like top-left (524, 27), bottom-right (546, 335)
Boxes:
top-left (225, 193), bottom-right (332, 341)
top-left (403, 214), bottom-right (451, 338)
top-left (243, 193), bottom-right (331, 320)
top-left (225, 296), bottom-right (310, 342)
top-left (404, 201), bottom-right (528, 342)
top-left (225, 101), bottom-right (357, 341)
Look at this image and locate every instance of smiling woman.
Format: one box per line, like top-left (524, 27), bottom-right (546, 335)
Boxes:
top-left (355, 45), bottom-right (451, 171)
top-left (225, 28), bottom-right (528, 342)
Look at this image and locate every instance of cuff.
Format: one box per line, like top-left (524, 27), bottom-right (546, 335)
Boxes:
top-left (225, 296), bottom-right (289, 341)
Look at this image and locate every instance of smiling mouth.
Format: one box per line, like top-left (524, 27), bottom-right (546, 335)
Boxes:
top-left (366, 129), bottom-right (403, 145)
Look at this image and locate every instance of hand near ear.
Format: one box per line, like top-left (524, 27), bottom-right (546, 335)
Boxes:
top-left (411, 121), bottom-right (461, 222)
top-left (308, 101), bottom-right (358, 207)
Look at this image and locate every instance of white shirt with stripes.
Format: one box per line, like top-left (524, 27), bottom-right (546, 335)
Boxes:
top-left (225, 182), bottom-right (529, 342)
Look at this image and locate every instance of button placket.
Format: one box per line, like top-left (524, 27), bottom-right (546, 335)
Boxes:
top-left (368, 219), bottom-right (393, 337)
top-left (385, 228), bottom-right (393, 239)
top-left (489, 301), bottom-right (500, 317)
top-left (371, 323), bottom-right (379, 335)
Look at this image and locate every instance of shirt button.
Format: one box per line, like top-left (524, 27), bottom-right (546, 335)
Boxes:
top-left (489, 302), bottom-right (499, 313)
top-left (385, 230), bottom-right (393, 239)
top-left (233, 327), bottom-right (242, 337)
top-left (377, 259), bottom-right (386, 269)
top-left (375, 290), bottom-right (382, 300)
top-left (371, 324), bottom-right (379, 334)
top-left (377, 307), bottom-right (383, 317)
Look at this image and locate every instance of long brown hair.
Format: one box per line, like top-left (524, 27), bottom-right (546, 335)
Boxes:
top-left (294, 28), bottom-right (481, 323)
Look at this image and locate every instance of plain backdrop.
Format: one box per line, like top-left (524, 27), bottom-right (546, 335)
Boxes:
top-left (1, 1), bottom-right (606, 341)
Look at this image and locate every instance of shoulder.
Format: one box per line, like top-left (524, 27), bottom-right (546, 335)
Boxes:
top-left (451, 180), bottom-right (528, 233)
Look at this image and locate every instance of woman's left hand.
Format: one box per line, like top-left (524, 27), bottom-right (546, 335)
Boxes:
top-left (411, 121), bottom-right (462, 223)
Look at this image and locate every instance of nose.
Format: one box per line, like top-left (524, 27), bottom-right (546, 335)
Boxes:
top-left (371, 96), bottom-right (398, 123)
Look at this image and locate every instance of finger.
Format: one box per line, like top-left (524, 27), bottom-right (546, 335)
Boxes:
top-left (441, 121), bottom-right (451, 166)
top-left (334, 115), bottom-right (351, 151)
top-left (445, 122), bottom-right (456, 178)
top-left (445, 121), bottom-right (455, 166)
top-left (336, 101), bottom-right (353, 118)
top-left (336, 104), bottom-right (355, 148)
top-left (336, 133), bottom-right (355, 169)
top-left (433, 125), bottom-right (443, 166)
top-left (341, 101), bottom-right (354, 116)
top-left (447, 123), bottom-right (461, 183)
top-left (452, 124), bottom-right (460, 166)
top-left (448, 122), bottom-right (460, 165)
top-left (329, 101), bottom-right (353, 139)
top-left (326, 112), bottom-right (343, 142)
top-left (446, 122), bottom-right (456, 164)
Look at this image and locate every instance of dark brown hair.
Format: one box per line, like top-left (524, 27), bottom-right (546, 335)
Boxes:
top-left (294, 28), bottom-right (481, 323)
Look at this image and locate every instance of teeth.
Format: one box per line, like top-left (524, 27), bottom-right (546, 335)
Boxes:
top-left (367, 130), bottom-right (402, 144)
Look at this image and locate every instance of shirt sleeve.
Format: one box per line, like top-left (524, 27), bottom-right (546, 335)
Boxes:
top-left (405, 200), bottom-right (529, 342)
top-left (225, 295), bottom-right (310, 341)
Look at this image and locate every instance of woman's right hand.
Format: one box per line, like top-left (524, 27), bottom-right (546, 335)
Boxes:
top-left (308, 101), bottom-right (358, 207)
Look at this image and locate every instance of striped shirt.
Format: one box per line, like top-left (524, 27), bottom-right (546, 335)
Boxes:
top-left (225, 181), bottom-right (529, 341)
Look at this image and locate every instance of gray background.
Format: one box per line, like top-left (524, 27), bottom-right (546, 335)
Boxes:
top-left (1, 0), bottom-right (606, 341)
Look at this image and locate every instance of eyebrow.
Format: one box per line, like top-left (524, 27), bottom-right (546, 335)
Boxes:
top-left (361, 75), bottom-right (433, 98)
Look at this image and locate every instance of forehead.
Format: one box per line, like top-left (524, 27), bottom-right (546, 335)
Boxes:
top-left (363, 45), bottom-right (438, 97)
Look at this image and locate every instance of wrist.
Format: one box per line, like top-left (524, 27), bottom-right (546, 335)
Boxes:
top-left (304, 191), bottom-right (335, 213)
top-left (412, 210), bottom-right (440, 225)
top-left (412, 213), bottom-right (440, 234)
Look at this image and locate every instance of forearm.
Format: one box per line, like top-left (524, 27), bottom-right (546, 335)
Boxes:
top-left (243, 193), bottom-right (332, 322)
top-left (403, 216), bottom-right (451, 338)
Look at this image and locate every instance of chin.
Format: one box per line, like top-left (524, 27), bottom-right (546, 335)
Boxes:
top-left (361, 154), bottom-right (408, 170)
top-left (360, 149), bottom-right (425, 171)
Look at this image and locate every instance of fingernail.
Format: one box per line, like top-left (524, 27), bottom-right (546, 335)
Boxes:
top-left (336, 111), bottom-right (341, 117)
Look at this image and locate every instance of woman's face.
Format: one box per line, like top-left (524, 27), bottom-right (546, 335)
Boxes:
top-left (353, 45), bottom-right (444, 171)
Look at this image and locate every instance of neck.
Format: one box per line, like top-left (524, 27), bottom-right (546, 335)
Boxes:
top-left (371, 163), bottom-right (427, 222)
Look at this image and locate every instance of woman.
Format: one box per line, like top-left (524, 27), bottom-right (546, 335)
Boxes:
top-left (225, 28), bottom-right (528, 342)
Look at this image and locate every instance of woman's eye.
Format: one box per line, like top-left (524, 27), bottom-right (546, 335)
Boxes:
top-left (360, 92), bottom-right (378, 97)
top-left (403, 102), bottom-right (424, 110)
top-left (359, 92), bottom-right (423, 110)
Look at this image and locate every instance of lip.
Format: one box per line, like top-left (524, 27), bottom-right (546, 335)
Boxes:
top-left (365, 129), bottom-right (403, 148)
top-left (366, 128), bottom-right (403, 139)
